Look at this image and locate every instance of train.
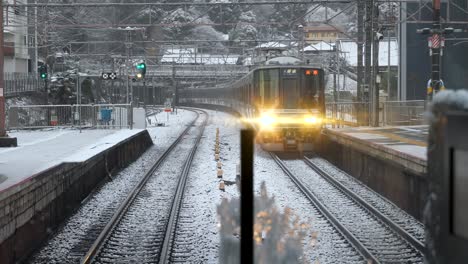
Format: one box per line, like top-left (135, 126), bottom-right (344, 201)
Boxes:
top-left (179, 57), bottom-right (326, 151)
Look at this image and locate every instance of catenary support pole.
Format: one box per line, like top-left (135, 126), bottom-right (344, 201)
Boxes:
top-left (357, 0), bottom-right (364, 125)
top-left (364, 0), bottom-right (373, 126)
top-left (372, 3), bottom-right (380, 127)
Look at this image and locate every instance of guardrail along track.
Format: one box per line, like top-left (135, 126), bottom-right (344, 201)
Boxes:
top-left (271, 153), bottom-right (424, 264)
top-left (81, 110), bottom-right (207, 264)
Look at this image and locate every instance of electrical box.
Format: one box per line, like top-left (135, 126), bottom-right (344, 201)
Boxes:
top-left (132, 107), bottom-right (146, 129)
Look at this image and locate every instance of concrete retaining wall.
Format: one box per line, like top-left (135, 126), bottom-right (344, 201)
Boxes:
top-left (318, 130), bottom-right (428, 221)
top-left (0, 130), bottom-right (153, 263)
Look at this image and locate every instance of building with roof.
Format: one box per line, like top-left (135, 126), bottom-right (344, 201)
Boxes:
top-left (304, 24), bottom-right (342, 44)
top-left (3, 0), bottom-right (30, 73)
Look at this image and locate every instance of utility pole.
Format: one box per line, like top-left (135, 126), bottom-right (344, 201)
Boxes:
top-left (34, 0), bottom-right (38, 74)
top-left (298, 24), bottom-right (304, 62)
top-left (357, 0), bottom-right (364, 125)
top-left (371, 4), bottom-right (380, 127)
top-left (364, 0), bottom-right (373, 126)
top-left (416, 0), bottom-right (462, 101)
top-left (429, 0), bottom-right (441, 101)
top-left (387, 28), bottom-right (391, 98)
top-left (125, 31), bottom-right (132, 105)
top-left (335, 40), bottom-right (341, 102)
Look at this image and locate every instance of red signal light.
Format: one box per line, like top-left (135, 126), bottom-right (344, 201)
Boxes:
top-left (305, 70), bottom-right (311, 75)
top-left (313, 70), bottom-right (319, 75)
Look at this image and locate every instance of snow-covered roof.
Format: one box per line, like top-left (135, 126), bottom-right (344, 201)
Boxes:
top-left (161, 49), bottom-right (239, 65)
top-left (304, 41), bottom-right (335, 52)
top-left (338, 38), bottom-right (398, 67)
top-left (265, 56), bottom-right (301, 65)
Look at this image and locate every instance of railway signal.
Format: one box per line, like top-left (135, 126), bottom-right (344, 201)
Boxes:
top-left (136, 62), bottom-right (146, 79)
top-left (39, 65), bottom-right (48, 80)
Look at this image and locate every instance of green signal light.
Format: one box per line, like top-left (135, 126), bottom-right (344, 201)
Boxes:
top-left (137, 63), bottom-right (146, 69)
top-left (40, 73), bottom-right (47, 79)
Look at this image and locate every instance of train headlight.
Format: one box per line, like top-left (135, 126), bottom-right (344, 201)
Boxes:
top-left (260, 114), bottom-right (276, 127)
top-left (304, 116), bottom-right (321, 124)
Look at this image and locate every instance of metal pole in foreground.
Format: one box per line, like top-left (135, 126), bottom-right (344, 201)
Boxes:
top-left (240, 129), bottom-right (254, 264)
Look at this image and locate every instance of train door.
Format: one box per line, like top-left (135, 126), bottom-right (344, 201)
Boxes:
top-left (281, 68), bottom-right (299, 109)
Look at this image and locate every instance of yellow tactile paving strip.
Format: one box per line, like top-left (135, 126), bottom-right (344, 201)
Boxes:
top-left (363, 130), bottom-right (427, 147)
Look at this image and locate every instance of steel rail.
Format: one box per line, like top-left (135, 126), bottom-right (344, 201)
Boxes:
top-left (303, 157), bottom-right (426, 253)
top-left (270, 153), bottom-right (380, 264)
top-left (80, 110), bottom-right (201, 264)
top-left (158, 109), bottom-right (208, 263)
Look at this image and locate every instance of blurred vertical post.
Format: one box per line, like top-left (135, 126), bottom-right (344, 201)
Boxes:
top-left (240, 129), bottom-right (254, 264)
top-left (0, 0), bottom-right (5, 137)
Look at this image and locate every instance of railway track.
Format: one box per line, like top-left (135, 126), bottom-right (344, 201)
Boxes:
top-left (81, 109), bottom-right (207, 264)
top-left (304, 157), bottom-right (425, 252)
top-left (271, 153), bottom-right (424, 264)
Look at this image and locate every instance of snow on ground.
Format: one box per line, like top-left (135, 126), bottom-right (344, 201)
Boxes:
top-left (28, 109), bottom-right (198, 263)
top-left (146, 108), bottom-right (197, 145)
top-left (0, 108), bottom-right (197, 192)
top-left (255, 150), bottom-right (362, 263)
top-left (0, 129), bottom-right (140, 191)
top-left (171, 110), bottom-right (242, 263)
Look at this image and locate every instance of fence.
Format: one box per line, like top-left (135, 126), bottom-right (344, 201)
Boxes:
top-left (326, 100), bottom-right (426, 127)
top-left (326, 102), bottom-right (369, 127)
top-left (4, 72), bottom-right (42, 97)
top-left (7, 104), bottom-right (132, 130)
top-left (382, 100), bottom-right (426, 126)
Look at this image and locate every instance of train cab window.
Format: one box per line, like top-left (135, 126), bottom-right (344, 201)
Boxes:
top-left (259, 69), bottom-right (279, 107)
top-left (303, 69), bottom-right (321, 109)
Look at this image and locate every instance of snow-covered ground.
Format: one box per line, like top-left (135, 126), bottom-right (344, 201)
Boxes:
top-left (28, 109), bottom-right (198, 263)
top-left (0, 108), bottom-right (197, 192)
top-left (0, 129), bottom-right (142, 191)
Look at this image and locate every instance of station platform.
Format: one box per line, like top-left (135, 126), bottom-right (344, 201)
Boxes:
top-left (0, 129), bottom-right (144, 192)
top-left (319, 125), bottom-right (428, 220)
top-left (323, 125), bottom-right (428, 174)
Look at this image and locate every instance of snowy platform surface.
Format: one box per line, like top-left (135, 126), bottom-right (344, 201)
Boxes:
top-left (0, 129), bottom-right (143, 191)
top-left (0, 108), bottom-right (197, 193)
top-left (325, 125), bottom-right (428, 161)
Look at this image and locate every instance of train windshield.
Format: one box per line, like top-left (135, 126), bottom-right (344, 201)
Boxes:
top-left (258, 69), bottom-right (279, 107)
top-left (302, 69), bottom-right (322, 109)
top-left (281, 68), bottom-right (299, 109)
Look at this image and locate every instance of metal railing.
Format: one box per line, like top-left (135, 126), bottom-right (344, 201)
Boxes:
top-left (7, 104), bottom-right (132, 130)
top-left (148, 65), bottom-right (249, 77)
top-left (4, 72), bottom-right (42, 97)
top-left (326, 100), bottom-right (426, 127)
top-left (382, 100), bottom-right (426, 126)
top-left (326, 102), bottom-right (369, 127)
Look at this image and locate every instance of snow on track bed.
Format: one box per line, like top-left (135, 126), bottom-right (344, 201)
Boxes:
top-left (307, 156), bottom-right (425, 247)
top-left (168, 112), bottom-right (240, 263)
top-left (27, 110), bottom-right (197, 264)
top-left (256, 148), bottom-right (364, 264)
top-left (279, 156), bottom-right (424, 263)
top-left (90, 112), bottom-right (207, 263)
